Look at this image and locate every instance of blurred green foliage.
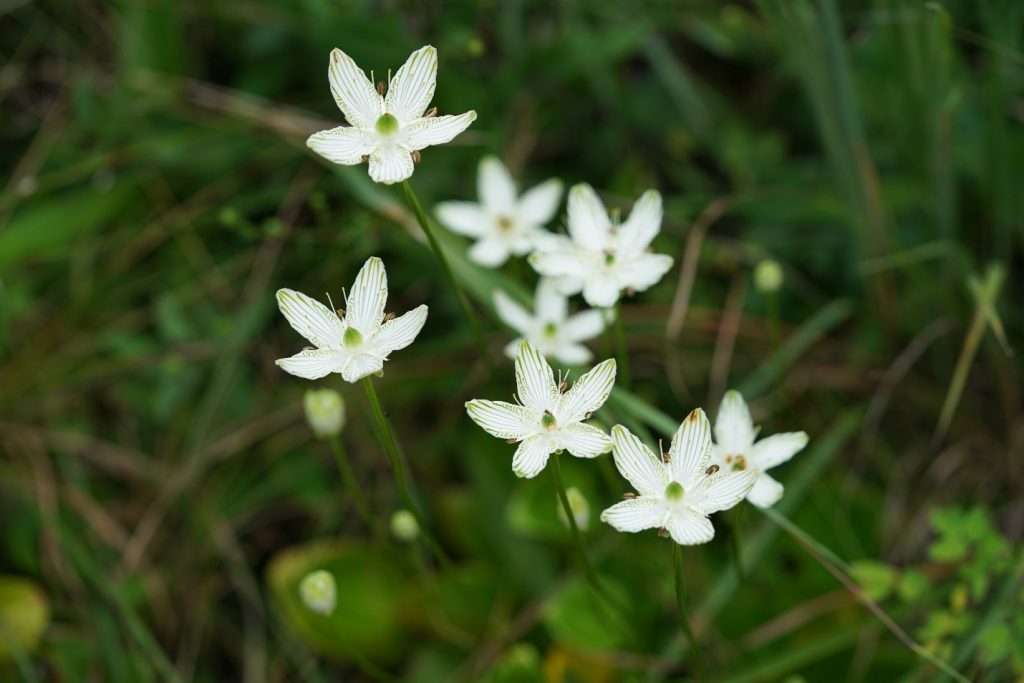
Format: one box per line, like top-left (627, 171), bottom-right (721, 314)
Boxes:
top-left (1, 0), bottom-right (1021, 681)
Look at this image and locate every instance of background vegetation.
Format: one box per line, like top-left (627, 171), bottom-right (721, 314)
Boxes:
top-left (1, 0), bottom-right (1021, 681)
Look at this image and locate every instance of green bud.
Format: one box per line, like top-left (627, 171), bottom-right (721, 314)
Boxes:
top-left (556, 486), bottom-right (590, 531)
top-left (304, 389), bottom-right (345, 439)
top-left (390, 509), bottom-right (419, 542)
top-left (754, 259), bottom-right (784, 293)
top-left (299, 570), bottom-right (336, 615)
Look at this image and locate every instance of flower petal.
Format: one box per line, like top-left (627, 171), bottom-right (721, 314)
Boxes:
top-left (494, 290), bottom-right (534, 335)
top-left (477, 156), bottom-right (517, 214)
top-left (435, 201), bottom-right (487, 237)
top-left (404, 112), bottom-right (477, 151)
top-left (557, 358), bottom-right (616, 423)
top-left (512, 434), bottom-right (554, 479)
top-left (276, 288), bottom-right (346, 347)
top-left (600, 496), bottom-right (667, 534)
top-left (669, 408), bottom-right (713, 485)
top-left (535, 278), bottom-right (568, 323)
top-left (468, 238), bottom-right (511, 266)
top-left (276, 348), bottom-right (346, 380)
top-left (517, 178), bottom-right (563, 225)
top-left (582, 276), bottom-right (621, 308)
top-left (465, 399), bottom-right (535, 441)
top-left (613, 253), bottom-right (674, 293)
top-left (666, 510), bottom-right (715, 546)
top-left (559, 422), bottom-right (612, 458)
top-left (714, 390), bottom-right (755, 456)
top-left (691, 469), bottom-right (758, 515)
top-left (528, 244), bottom-right (590, 280)
top-left (616, 190), bottom-right (662, 254)
top-left (385, 45), bottom-right (436, 125)
top-left (610, 424), bottom-right (669, 496)
top-left (328, 48), bottom-right (383, 128)
top-left (566, 183), bottom-right (610, 251)
top-left (746, 472), bottom-right (784, 508)
top-left (514, 341), bottom-right (558, 413)
top-left (752, 432), bottom-right (809, 470)
top-left (372, 304), bottom-right (427, 353)
top-left (562, 309), bottom-right (606, 343)
top-left (306, 126), bottom-right (374, 165)
top-left (340, 353), bottom-right (384, 383)
top-left (346, 257), bottom-right (387, 335)
top-left (553, 343), bottom-right (592, 365)
top-left (367, 146), bottom-right (414, 185)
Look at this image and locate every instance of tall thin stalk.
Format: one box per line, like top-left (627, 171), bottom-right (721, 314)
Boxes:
top-left (673, 542), bottom-right (704, 679)
top-left (361, 377), bottom-right (450, 567)
top-left (327, 435), bottom-right (384, 539)
top-left (612, 302), bottom-right (630, 388)
top-left (401, 180), bottom-right (489, 369)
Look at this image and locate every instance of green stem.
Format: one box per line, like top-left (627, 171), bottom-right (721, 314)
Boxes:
top-left (612, 302), bottom-right (631, 388)
top-left (673, 542), bottom-right (704, 679)
top-left (401, 180), bottom-right (490, 370)
top-left (361, 377), bottom-right (450, 567)
top-left (327, 435), bottom-right (385, 539)
top-left (550, 454), bottom-right (632, 627)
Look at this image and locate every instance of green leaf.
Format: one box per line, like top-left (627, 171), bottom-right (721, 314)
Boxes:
top-left (850, 560), bottom-right (898, 601)
top-left (977, 622), bottom-right (1012, 665)
top-left (265, 539), bottom-right (407, 664)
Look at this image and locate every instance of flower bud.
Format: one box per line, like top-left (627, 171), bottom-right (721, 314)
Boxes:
top-left (390, 509), bottom-right (419, 542)
top-left (299, 570), bottom-right (336, 615)
top-left (557, 486), bottom-right (590, 532)
top-left (304, 389), bottom-right (345, 439)
top-left (753, 259), bottom-right (784, 294)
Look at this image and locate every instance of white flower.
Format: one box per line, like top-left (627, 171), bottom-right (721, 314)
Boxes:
top-left (710, 390), bottom-right (809, 508)
top-left (494, 279), bottom-right (607, 365)
top-left (528, 184), bottom-right (674, 308)
top-left (303, 389), bottom-right (346, 438)
top-left (600, 409), bottom-right (757, 545)
top-left (275, 256), bottom-right (427, 383)
top-left (306, 45), bottom-right (477, 185)
top-left (435, 156), bottom-right (562, 266)
top-left (299, 570), bottom-right (337, 615)
top-left (465, 341), bottom-right (616, 479)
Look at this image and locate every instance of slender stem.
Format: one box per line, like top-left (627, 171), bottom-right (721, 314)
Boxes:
top-left (612, 301), bottom-right (631, 389)
top-left (361, 377), bottom-right (450, 567)
top-left (401, 180), bottom-right (490, 370)
top-left (767, 291), bottom-right (781, 353)
top-left (327, 435), bottom-right (385, 539)
top-left (550, 454), bottom-right (600, 588)
top-left (730, 504), bottom-right (746, 582)
top-left (672, 542), bottom-right (704, 679)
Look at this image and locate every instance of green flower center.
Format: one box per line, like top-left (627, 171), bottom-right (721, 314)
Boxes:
top-left (497, 216), bottom-right (514, 232)
top-left (543, 322), bottom-right (557, 337)
top-left (664, 481), bottom-right (684, 501)
top-left (541, 412), bottom-right (558, 430)
top-left (604, 252), bottom-right (615, 266)
top-left (343, 327), bottom-right (363, 348)
top-left (375, 113), bottom-right (400, 135)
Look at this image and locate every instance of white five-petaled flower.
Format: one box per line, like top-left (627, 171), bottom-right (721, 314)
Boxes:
top-left (494, 279), bottom-right (607, 365)
top-left (306, 45), bottom-right (477, 185)
top-left (435, 156), bottom-right (563, 266)
top-left (529, 184), bottom-right (674, 308)
top-left (710, 390), bottom-right (809, 508)
top-left (465, 341), bottom-right (616, 479)
top-left (275, 257), bottom-right (427, 383)
top-left (600, 409), bottom-right (758, 545)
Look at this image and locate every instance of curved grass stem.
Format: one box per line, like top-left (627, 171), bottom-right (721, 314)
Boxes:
top-left (672, 543), bottom-right (704, 679)
top-left (327, 435), bottom-right (385, 539)
top-left (361, 377), bottom-right (450, 568)
top-left (401, 180), bottom-right (490, 372)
